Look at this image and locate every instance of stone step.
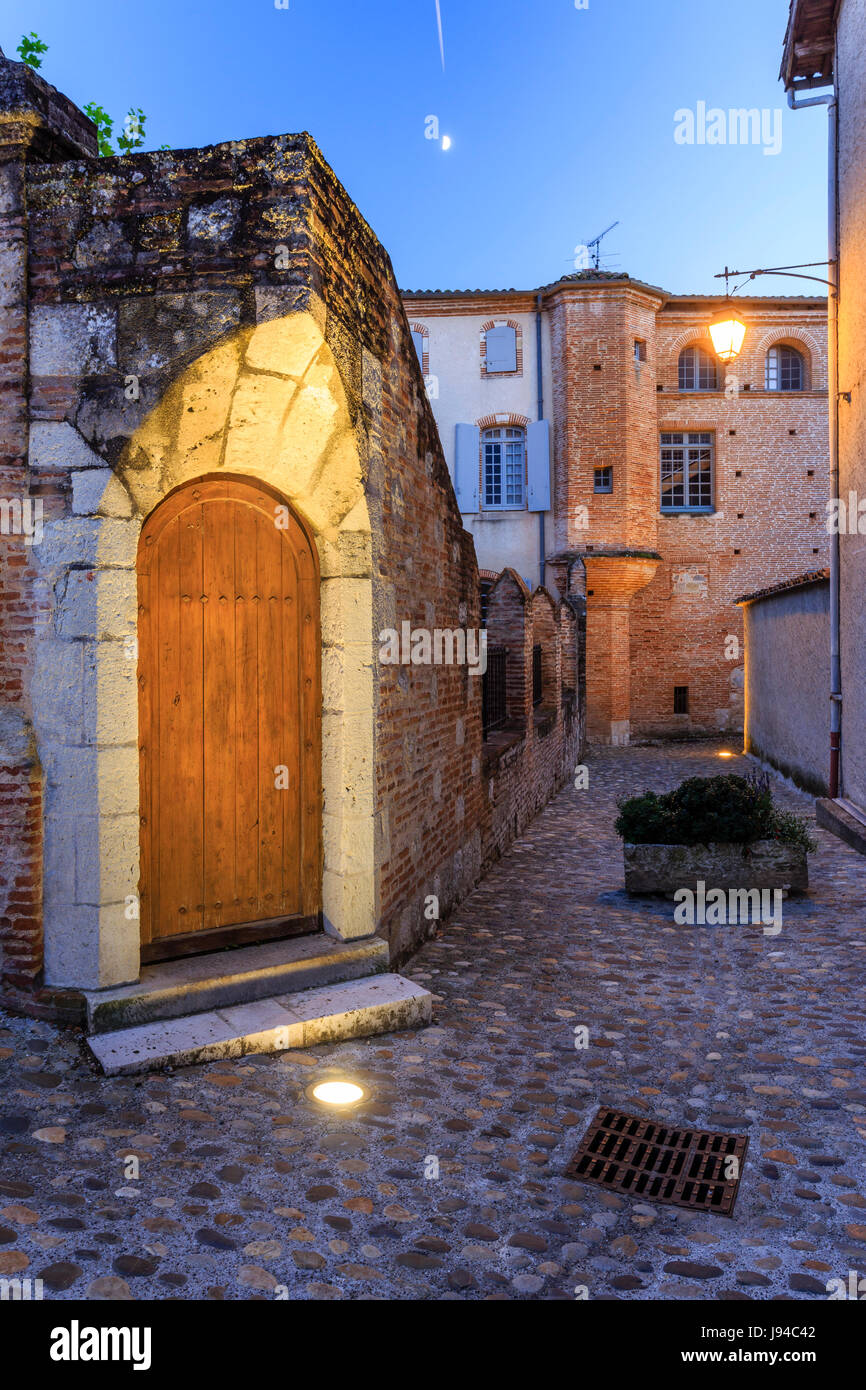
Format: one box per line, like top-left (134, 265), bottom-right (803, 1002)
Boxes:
top-left (87, 973), bottom-right (432, 1076)
top-left (84, 933), bottom-right (389, 1034)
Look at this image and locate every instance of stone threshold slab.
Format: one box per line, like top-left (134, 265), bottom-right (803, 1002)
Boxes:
top-left (87, 973), bottom-right (432, 1075)
top-left (816, 797), bottom-right (866, 857)
top-left (84, 933), bottom-right (389, 1034)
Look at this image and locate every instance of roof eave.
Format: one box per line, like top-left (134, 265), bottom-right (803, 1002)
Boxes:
top-left (780, 0), bottom-right (838, 91)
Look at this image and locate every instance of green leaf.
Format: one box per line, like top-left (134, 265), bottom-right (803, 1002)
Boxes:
top-left (16, 32), bottom-right (49, 70)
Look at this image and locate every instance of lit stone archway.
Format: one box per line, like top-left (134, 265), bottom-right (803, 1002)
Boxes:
top-left (34, 308), bottom-right (376, 989)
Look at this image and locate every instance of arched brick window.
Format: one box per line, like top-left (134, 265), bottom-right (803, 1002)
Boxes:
top-left (678, 343), bottom-right (719, 392)
top-left (480, 319), bottom-right (523, 377)
top-left (409, 322), bottom-right (429, 375)
top-left (765, 343), bottom-right (805, 391)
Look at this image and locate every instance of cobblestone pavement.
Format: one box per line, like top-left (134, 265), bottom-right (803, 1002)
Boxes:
top-left (2, 741), bottom-right (865, 1302)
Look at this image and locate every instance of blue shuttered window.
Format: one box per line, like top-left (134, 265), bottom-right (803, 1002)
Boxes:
top-left (485, 325), bottom-right (518, 374)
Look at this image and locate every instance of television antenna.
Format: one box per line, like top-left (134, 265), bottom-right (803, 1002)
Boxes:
top-left (583, 221), bottom-right (620, 270)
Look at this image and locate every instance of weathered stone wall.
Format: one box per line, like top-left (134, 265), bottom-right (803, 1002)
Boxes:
top-left (0, 52), bottom-right (582, 1007)
top-left (0, 55), bottom-right (98, 1012)
top-left (739, 577), bottom-right (830, 795)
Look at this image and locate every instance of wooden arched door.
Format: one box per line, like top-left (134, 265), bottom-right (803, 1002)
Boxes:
top-left (137, 476), bottom-right (321, 962)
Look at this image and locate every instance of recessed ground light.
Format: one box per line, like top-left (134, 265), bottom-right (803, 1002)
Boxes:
top-left (718, 751), bottom-right (735, 759)
top-left (309, 1080), bottom-right (366, 1107)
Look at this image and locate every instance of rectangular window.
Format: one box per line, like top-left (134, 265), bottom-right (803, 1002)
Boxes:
top-left (634, 339), bottom-right (647, 362)
top-left (660, 431), bottom-right (714, 512)
top-left (594, 466), bottom-right (613, 493)
top-left (483, 428), bottom-right (525, 509)
top-left (674, 686), bottom-right (689, 715)
top-left (482, 645), bottom-right (507, 735)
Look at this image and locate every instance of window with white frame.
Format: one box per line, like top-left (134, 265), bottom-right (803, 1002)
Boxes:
top-left (483, 426), bottom-right (525, 509)
top-left (678, 345), bottom-right (719, 391)
top-left (765, 344), bottom-right (804, 391)
top-left (660, 431), bottom-right (714, 511)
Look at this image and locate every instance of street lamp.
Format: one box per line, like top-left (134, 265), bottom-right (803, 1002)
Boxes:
top-left (708, 306), bottom-right (747, 363)
top-left (709, 262), bottom-right (836, 364)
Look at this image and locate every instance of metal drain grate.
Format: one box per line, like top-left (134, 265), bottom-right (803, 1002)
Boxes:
top-left (565, 1107), bottom-right (748, 1216)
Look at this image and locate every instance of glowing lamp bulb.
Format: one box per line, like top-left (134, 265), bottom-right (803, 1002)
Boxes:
top-left (708, 309), bottom-right (746, 363)
top-left (311, 1081), bottom-right (364, 1106)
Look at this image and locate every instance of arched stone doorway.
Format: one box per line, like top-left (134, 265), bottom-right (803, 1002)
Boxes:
top-left (37, 308), bottom-right (378, 990)
top-left (137, 475), bottom-right (322, 962)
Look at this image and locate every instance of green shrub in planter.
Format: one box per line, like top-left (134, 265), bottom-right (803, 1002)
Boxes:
top-left (615, 772), bottom-right (816, 852)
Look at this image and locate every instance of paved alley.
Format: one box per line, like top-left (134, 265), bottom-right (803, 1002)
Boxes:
top-left (2, 742), bottom-right (865, 1301)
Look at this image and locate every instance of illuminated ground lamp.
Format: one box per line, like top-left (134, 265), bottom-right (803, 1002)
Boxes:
top-left (308, 1079), bottom-right (366, 1107)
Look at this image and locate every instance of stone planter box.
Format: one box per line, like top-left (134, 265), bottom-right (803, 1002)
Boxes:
top-left (623, 840), bottom-right (808, 895)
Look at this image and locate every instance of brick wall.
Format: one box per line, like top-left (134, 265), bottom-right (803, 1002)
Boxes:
top-left (480, 571), bottom-right (581, 869)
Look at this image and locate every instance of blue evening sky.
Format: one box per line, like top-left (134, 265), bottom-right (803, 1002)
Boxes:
top-left (6, 0), bottom-right (828, 296)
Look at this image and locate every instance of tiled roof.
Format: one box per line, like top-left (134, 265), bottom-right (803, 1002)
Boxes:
top-left (400, 275), bottom-right (825, 305)
top-left (734, 566), bottom-right (830, 606)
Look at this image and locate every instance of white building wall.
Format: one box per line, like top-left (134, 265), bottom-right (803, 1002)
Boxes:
top-left (404, 302), bottom-right (554, 587)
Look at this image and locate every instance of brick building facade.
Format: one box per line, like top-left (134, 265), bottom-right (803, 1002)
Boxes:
top-left (403, 277), bottom-right (829, 745)
top-left (0, 50), bottom-right (581, 1024)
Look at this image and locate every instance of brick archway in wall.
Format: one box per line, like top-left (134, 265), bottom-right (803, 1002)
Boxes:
top-left (137, 475), bottom-right (322, 962)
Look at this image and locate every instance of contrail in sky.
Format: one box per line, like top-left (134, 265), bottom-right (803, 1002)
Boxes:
top-left (435, 0), bottom-right (445, 70)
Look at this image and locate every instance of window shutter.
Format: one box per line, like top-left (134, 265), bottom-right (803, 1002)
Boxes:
top-left (411, 330), bottom-right (425, 366)
top-left (527, 419), bottom-right (551, 512)
top-left (454, 424), bottom-right (480, 513)
top-left (485, 325), bottom-right (517, 373)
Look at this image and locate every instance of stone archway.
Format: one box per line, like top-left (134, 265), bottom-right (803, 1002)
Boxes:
top-left (35, 309), bottom-right (377, 990)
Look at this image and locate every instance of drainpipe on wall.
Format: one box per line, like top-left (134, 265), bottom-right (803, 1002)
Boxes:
top-left (787, 84), bottom-right (841, 798)
top-left (536, 291), bottom-right (546, 591)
